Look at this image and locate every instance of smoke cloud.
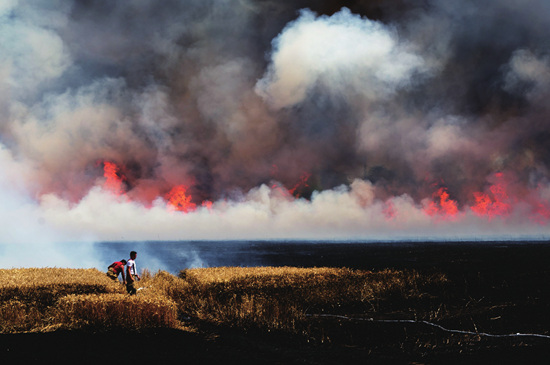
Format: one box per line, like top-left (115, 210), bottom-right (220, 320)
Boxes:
top-left (1, 0), bottom-right (550, 261)
top-left (256, 8), bottom-right (427, 108)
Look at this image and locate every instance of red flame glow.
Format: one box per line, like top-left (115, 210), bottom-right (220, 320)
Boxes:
top-left (425, 187), bottom-right (459, 219)
top-left (102, 161), bottom-right (125, 195)
top-left (202, 200), bottom-right (213, 209)
top-left (288, 172), bottom-right (311, 198)
top-left (532, 202), bottom-right (550, 224)
top-left (470, 173), bottom-right (511, 219)
top-left (383, 201), bottom-right (397, 220)
top-left (166, 185), bottom-right (197, 212)
top-left (96, 159), bottom-right (550, 225)
top-left (270, 172), bottom-right (312, 199)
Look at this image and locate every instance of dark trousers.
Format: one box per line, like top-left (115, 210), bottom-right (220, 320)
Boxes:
top-left (126, 281), bottom-right (136, 295)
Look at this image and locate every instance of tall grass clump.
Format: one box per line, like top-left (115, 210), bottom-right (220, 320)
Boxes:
top-left (56, 293), bottom-right (178, 330)
top-left (0, 268), bottom-right (187, 333)
top-left (0, 268), bottom-right (123, 305)
top-left (0, 268), bottom-right (124, 332)
top-left (0, 300), bottom-right (44, 333)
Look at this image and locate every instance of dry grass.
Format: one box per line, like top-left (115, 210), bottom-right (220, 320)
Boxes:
top-left (0, 268), bottom-right (122, 304)
top-left (0, 300), bottom-right (44, 333)
top-left (0, 268), bottom-right (125, 332)
top-left (0, 268), bottom-right (119, 287)
top-left (0, 266), bottom-right (447, 335)
top-left (174, 267), bottom-right (447, 331)
top-left (56, 294), bottom-right (178, 330)
top-left (0, 268), bottom-right (178, 332)
top-left (181, 266), bottom-right (357, 283)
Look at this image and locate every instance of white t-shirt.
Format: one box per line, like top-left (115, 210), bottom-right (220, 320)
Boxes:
top-left (127, 259), bottom-right (137, 277)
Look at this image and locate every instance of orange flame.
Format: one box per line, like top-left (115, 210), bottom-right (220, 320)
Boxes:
top-left (425, 187), bottom-right (459, 219)
top-left (288, 172), bottom-right (311, 198)
top-left (270, 172), bottom-right (312, 200)
top-left (202, 200), bottom-right (213, 209)
top-left (470, 173), bottom-right (511, 218)
top-left (166, 185), bottom-right (197, 212)
top-left (103, 161), bottom-right (125, 195)
top-left (271, 182), bottom-right (293, 199)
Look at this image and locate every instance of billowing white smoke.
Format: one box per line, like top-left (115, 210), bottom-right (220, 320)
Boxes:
top-left (0, 146), bottom-right (49, 244)
top-left (256, 8), bottom-right (426, 109)
top-left (36, 178), bottom-right (549, 243)
top-left (0, 145), bottom-right (102, 268)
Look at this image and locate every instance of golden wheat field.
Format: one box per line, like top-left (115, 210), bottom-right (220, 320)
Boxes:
top-left (0, 266), bottom-right (447, 334)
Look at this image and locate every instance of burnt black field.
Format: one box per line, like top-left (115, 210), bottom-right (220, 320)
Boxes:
top-left (95, 239), bottom-right (550, 276)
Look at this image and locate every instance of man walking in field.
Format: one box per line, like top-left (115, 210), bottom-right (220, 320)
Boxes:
top-left (106, 259), bottom-right (127, 283)
top-left (126, 251), bottom-right (140, 295)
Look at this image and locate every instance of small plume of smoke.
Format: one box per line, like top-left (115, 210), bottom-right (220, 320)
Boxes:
top-left (505, 49), bottom-right (550, 103)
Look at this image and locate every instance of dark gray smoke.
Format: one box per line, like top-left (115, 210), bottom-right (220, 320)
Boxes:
top-left (1, 0), bottom-right (550, 245)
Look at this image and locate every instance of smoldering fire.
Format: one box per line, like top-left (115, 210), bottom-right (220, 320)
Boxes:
top-left (1, 0), bottom-right (550, 243)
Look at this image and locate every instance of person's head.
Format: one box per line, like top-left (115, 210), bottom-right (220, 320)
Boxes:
top-left (130, 251), bottom-right (137, 260)
top-left (121, 259), bottom-right (127, 265)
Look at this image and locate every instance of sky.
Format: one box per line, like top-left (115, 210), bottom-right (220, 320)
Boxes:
top-left (2, 0), bottom-right (550, 259)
